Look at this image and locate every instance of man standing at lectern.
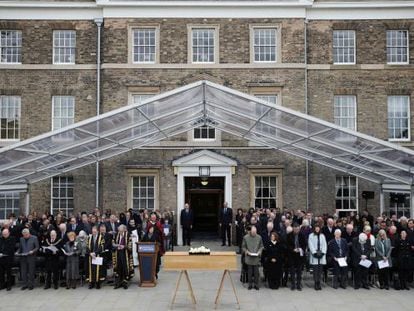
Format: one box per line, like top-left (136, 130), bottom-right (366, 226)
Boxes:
top-left (180, 203), bottom-right (194, 246)
top-left (219, 202), bottom-right (233, 246)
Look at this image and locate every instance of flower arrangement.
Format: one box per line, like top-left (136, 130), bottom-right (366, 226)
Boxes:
top-left (189, 245), bottom-right (211, 255)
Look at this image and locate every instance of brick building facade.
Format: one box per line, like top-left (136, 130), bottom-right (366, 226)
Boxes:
top-left (0, 1), bottom-right (413, 242)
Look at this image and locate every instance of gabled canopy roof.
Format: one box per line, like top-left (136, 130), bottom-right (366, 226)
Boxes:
top-left (0, 80), bottom-right (413, 187)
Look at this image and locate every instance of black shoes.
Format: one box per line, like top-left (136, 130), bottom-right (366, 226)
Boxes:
top-left (28, 286), bottom-right (33, 290)
top-left (248, 285), bottom-right (253, 290)
top-left (21, 286), bottom-right (28, 290)
top-left (88, 283), bottom-right (94, 289)
top-left (254, 286), bottom-right (259, 290)
top-left (123, 283), bottom-right (128, 290)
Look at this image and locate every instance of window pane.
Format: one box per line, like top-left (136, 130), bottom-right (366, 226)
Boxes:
top-left (0, 96), bottom-right (21, 140)
top-left (0, 30), bottom-right (22, 64)
top-left (335, 176), bottom-right (357, 211)
top-left (193, 125), bottom-right (216, 140)
top-left (133, 28), bottom-right (156, 63)
top-left (53, 30), bottom-right (76, 64)
top-left (387, 96), bottom-right (410, 140)
top-left (334, 95), bottom-right (357, 130)
top-left (191, 28), bottom-right (215, 63)
top-left (253, 175), bottom-right (278, 209)
top-left (333, 30), bottom-right (356, 64)
top-left (132, 176), bottom-right (156, 211)
top-left (387, 30), bottom-right (409, 64)
top-left (51, 176), bottom-right (74, 216)
top-left (253, 28), bottom-right (277, 62)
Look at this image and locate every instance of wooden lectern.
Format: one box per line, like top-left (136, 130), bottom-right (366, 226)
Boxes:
top-left (137, 242), bottom-right (159, 287)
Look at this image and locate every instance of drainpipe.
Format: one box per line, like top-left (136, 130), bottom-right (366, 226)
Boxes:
top-left (94, 18), bottom-right (103, 209)
top-left (304, 18), bottom-right (310, 211)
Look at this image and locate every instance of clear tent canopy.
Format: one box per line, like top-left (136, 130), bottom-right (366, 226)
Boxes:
top-left (0, 80), bottom-right (413, 188)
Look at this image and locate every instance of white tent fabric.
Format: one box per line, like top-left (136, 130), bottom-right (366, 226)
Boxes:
top-left (0, 80), bottom-right (413, 186)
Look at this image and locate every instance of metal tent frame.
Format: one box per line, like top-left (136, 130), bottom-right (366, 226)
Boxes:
top-left (0, 80), bottom-right (413, 190)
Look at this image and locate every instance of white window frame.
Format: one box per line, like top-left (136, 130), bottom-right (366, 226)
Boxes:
top-left (387, 95), bottom-right (411, 142)
top-left (131, 27), bottom-right (159, 64)
top-left (52, 96), bottom-right (75, 131)
top-left (386, 30), bottom-right (409, 65)
top-left (249, 169), bottom-right (283, 210)
top-left (333, 30), bottom-right (356, 65)
top-left (187, 25), bottom-right (219, 64)
top-left (51, 176), bottom-right (74, 216)
top-left (335, 176), bottom-right (358, 212)
top-left (0, 191), bottom-right (20, 220)
top-left (0, 30), bottom-right (22, 64)
top-left (127, 169), bottom-right (159, 212)
top-left (334, 95), bottom-right (357, 131)
top-left (0, 95), bottom-right (21, 141)
top-left (192, 125), bottom-right (216, 141)
top-left (53, 30), bottom-right (76, 65)
top-left (250, 26), bottom-right (280, 63)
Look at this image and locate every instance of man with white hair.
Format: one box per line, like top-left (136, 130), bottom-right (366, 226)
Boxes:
top-left (328, 229), bottom-right (348, 289)
top-left (112, 224), bottom-right (134, 289)
top-left (242, 225), bottom-right (264, 290)
top-left (352, 233), bottom-right (372, 289)
top-left (58, 223), bottom-right (68, 244)
top-left (17, 228), bottom-right (39, 290)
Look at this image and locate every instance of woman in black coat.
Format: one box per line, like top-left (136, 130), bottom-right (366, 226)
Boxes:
top-left (395, 230), bottom-right (413, 290)
top-left (265, 231), bottom-right (284, 289)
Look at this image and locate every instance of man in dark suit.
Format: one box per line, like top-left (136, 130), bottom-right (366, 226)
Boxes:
top-left (180, 203), bottom-right (194, 246)
top-left (67, 217), bottom-right (80, 234)
top-left (219, 202), bottom-right (233, 246)
top-left (322, 218), bottom-right (336, 242)
top-left (105, 214), bottom-right (119, 238)
top-left (0, 228), bottom-right (16, 291)
top-left (286, 223), bottom-right (307, 290)
top-left (328, 229), bottom-right (349, 289)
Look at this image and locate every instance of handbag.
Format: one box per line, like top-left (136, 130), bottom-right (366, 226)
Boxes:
top-left (314, 250), bottom-right (324, 259)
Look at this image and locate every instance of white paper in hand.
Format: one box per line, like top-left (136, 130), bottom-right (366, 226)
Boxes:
top-left (377, 259), bottom-right (389, 269)
top-left (92, 257), bottom-right (103, 266)
top-left (337, 257), bottom-right (348, 267)
top-left (359, 259), bottom-right (372, 268)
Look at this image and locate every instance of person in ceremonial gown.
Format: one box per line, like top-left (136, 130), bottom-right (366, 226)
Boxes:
top-left (99, 223), bottom-right (112, 281)
top-left (112, 224), bottom-right (134, 289)
top-left (86, 226), bottom-right (105, 289)
top-left (41, 230), bottom-right (62, 289)
top-left (63, 232), bottom-right (81, 289)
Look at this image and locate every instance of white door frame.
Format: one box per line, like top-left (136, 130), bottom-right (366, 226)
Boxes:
top-left (173, 150), bottom-right (237, 246)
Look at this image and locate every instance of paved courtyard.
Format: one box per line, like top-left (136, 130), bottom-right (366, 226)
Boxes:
top-left (1, 240), bottom-right (412, 311)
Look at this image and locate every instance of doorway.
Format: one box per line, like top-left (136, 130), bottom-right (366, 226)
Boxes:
top-left (185, 177), bottom-right (224, 238)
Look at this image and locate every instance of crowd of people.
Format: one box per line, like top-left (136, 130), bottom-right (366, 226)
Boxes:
top-left (0, 208), bottom-right (172, 291)
top-left (237, 208), bottom-right (414, 291)
top-left (0, 205), bottom-right (413, 294)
